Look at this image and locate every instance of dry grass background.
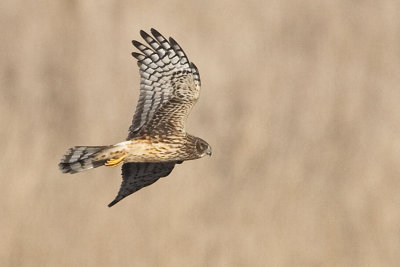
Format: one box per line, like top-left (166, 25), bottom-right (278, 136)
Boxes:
top-left (1, 0), bottom-right (400, 266)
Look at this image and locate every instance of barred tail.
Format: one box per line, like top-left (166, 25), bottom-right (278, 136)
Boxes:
top-left (59, 146), bottom-right (109, 174)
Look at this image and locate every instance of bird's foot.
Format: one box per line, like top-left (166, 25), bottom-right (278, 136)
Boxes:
top-left (104, 154), bottom-right (127, 167)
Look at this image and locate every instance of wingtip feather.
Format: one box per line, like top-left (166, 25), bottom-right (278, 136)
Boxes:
top-left (131, 52), bottom-right (143, 59)
top-left (150, 28), bottom-right (162, 38)
top-left (169, 37), bottom-right (178, 46)
top-left (140, 29), bottom-right (149, 39)
top-left (132, 40), bottom-right (143, 49)
top-left (108, 200), bottom-right (118, 207)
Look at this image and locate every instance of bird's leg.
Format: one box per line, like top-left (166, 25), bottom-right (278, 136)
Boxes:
top-left (104, 154), bottom-right (128, 167)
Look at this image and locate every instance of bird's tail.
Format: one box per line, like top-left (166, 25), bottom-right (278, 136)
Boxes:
top-left (59, 146), bottom-right (109, 174)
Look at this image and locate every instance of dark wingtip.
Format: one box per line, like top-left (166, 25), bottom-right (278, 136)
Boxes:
top-left (131, 52), bottom-right (142, 59)
top-left (132, 40), bottom-right (143, 49)
top-left (169, 37), bottom-right (177, 46)
top-left (150, 28), bottom-right (162, 38)
top-left (140, 29), bottom-right (149, 39)
top-left (108, 201), bottom-right (116, 207)
top-left (108, 198), bottom-right (120, 207)
top-left (169, 37), bottom-right (187, 58)
top-left (190, 62), bottom-right (198, 70)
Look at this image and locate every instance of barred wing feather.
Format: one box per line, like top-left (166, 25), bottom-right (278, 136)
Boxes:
top-left (127, 28), bottom-right (201, 139)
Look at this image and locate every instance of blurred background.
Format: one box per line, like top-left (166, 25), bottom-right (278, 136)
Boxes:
top-left (1, 0), bottom-right (400, 266)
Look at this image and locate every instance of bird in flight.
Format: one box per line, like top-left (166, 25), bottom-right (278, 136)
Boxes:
top-left (59, 28), bottom-right (211, 207)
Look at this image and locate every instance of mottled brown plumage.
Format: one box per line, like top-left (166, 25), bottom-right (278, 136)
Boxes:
top-left (59, 29), bottom-right (211, 207)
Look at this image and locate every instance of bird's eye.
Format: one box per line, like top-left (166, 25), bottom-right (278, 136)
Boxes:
top-left (196, 140), bottom-right (208, 153)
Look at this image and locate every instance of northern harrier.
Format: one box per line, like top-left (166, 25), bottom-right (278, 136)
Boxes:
top-left (59, 29), bottom-right (211, 207)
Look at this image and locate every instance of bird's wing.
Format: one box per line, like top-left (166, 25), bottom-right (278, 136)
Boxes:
top-left (108, 162), bottom-right (176, 207)
top-left (127, 28), bottom-right (201, 139)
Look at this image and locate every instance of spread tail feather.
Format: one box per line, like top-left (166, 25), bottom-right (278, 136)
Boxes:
top-left (59, 146), bottom-right (109, 174)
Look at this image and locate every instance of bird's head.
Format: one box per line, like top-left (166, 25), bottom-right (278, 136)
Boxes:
top-left (195, 138), bottom-right (212, 158)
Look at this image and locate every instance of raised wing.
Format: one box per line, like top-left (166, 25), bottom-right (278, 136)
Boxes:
top-left (108, 162), bottom-right (176, 207)
top-left (127, 28), bottom-right (201, 139)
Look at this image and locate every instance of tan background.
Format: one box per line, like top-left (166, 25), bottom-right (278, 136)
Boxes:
top-left (1, 0), bottom-right (400, 266)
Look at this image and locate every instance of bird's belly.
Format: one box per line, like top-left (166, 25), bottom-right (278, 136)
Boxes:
top-left (114, 140), bottom-right (182, 162)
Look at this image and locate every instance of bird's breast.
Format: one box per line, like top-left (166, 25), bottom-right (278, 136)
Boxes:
top-left (122, 137), bottom-right (184, 162)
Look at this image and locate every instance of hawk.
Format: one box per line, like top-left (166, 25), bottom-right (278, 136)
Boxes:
top-left (59, 29), bottom-right (211, 207)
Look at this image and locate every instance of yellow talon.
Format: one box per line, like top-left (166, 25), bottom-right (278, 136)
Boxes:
top-left (104, 154), bottom-right (127, 167)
